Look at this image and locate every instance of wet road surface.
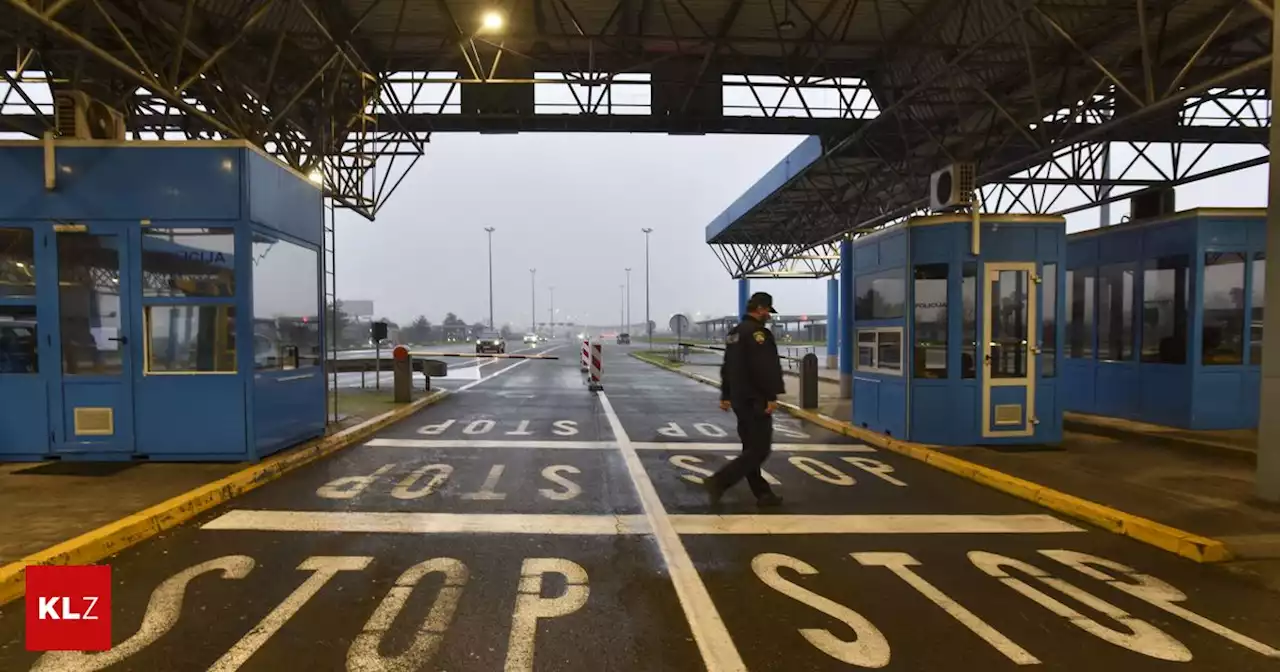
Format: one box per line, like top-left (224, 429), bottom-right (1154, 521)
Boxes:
top-left (3, 344), bottom-right (1279, 670)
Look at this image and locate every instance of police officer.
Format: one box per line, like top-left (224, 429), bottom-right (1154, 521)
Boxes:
top-left (705, 292), bottom-right (785, 507)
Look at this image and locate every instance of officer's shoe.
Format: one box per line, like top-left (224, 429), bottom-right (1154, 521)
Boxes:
top-left (704, 479), bottom-right (726, 506)
top-left (756, 492), bottom-right (783, 507)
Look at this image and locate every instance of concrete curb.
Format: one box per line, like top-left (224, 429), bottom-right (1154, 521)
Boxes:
top-left (0, 389), bottom-right (449, 607)
top-left (628, 352), bottom-right (1232, 564)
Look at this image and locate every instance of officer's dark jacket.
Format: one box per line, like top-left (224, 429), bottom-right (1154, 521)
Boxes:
top-left (719, 316), bottom-right (785, 404)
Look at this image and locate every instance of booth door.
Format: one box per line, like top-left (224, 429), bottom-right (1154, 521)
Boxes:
top-left (52, 226), bottom-right (136, 455)
top-left (982, 262), bottom-right (1038, 438)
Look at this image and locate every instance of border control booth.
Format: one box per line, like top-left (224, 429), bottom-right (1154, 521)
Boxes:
top-left (1062, 208), bottom-right (1266, 430)
top-left (0, 140), bottom-right (326, 462)
top-left (850, 213), bottom-right (1067, 446)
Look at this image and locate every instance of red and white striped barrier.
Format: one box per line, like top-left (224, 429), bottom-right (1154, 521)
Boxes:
top-left (580, 340), bottom-right (590, 373)
top-left (588, 342), bottom-right (603, 391)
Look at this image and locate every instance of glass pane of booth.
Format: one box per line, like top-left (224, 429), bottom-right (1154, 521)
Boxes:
top-left (1067, 269), bottom-right (1095, 358)
top-left (1041, 263), bottom-right (1056, 377)
top-left (0, 305), bottom-right (38, 373)
top-left (857, 331), bottom-right (876, 368)
top-left (58, 233), bottom-right (124, 376)
top-left (1252, 253), bottom-right (1265, 366)
top-left (1141, 255), bottom-right (1189, 364)
top-left (855, 270), bottom-right (905, 320)
top-left (913, 264), bottom-right (948, 378)
top-left (990, 270), bottom-right (1028, 379)
top-left (877, 330), bottom-right (902, 372)
top-left (142, 228), bottom-right (236, 298)
top-left (962, 263), bottom-right (977, 378)
top-left (146, 305), bottom-right (237, 373)
top-left (1097, 263), bottom-right (1135, 361)
top-left (1203, 252), bottom-right (1246, 366)
top-left (0, 228), bottom-right (37, 300)
top-left (252, 236), bottom-right (321, 370)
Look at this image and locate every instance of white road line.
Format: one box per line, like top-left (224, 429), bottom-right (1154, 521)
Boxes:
top-left (633, 442), bottom-right (875, 453)
top-left (451, 345), bottom-right (563, 392)
top-left (365, 439), bottom-right (617, 450)
top-left (670, 514), bottom-right (1085, 535)
top-left (597, 392), bottom-right (747, 672)
top-left (201, 510), bottom-right (651, 535)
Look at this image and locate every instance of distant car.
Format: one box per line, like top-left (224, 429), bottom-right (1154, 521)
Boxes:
top-left (617, 333), bottom-right (631, 345)
top-left (523, 333), bottom-right (538, 345)
top-left (476, 331), bottom-right (506, 354)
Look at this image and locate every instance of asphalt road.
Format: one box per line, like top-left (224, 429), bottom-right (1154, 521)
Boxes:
top-left (3, 345), bottom-right (1279, 670)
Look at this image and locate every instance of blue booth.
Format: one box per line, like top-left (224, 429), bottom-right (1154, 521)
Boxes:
top-left (0, 140), bottom-right (326, 462)
top-left (849, 213), bottom-right (1067, 446)
top-left (1062, 207), bottom-right (1266, 430)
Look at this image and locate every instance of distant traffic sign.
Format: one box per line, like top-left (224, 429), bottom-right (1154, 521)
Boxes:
top-left (669, 314), bottom-right (690, 334)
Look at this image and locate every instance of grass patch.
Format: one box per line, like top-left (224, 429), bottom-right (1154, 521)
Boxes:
top-left (330, 387), bottom-right (433, 423)
top-left (632, 349), bottom-right (683, 369)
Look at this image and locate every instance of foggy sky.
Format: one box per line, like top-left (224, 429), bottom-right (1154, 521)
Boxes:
top-left (331, 134), bottom-right (1269, 329)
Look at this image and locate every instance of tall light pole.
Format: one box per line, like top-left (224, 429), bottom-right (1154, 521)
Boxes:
top-left (619, 284), bottom-right (625, 334)
top-left (529, 268), bottom-right (536, 333)
top-left (624, 267), bottom-right (632, 333)
top-left (642, 228), bottom-right (653, 346)
top-left (548, 286), bottom-right (555, 338)
top-left (484, 227), bottom-right (495, 329)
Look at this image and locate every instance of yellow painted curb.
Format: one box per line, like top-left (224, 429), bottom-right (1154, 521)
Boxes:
top-left (0, 389), bottom-right (449, 607)
top-left (628, 352), bottom-right (1232, 564)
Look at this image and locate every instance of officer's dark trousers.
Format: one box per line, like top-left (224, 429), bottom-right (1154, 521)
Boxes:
top-left (711, 403), bottom-right (774, 497)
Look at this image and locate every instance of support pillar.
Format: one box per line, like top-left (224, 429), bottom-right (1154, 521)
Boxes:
top-left (1258, 5), bottom-right (1280, 502)
top-left (738, 278), bottom-right (751, 317)
top-left (826, 277), bottom-right (839, 369)
top-left (838, 238), bottom-right (853, 400)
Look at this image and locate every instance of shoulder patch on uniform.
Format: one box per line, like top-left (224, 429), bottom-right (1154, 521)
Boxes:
top-left (753, 331), bottom-right (767, 344)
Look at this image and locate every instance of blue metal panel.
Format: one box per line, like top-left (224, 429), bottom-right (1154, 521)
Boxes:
top-left (910, 382), bottom-right (961, 444)
top-left (1094, 362), bottom-right (1142, 419)
top-left (1062, 355), bottom-right (1097, 413)
top-left (0, 145), bottom-right (242, 221)
top-left (878, 380), bottom-right (907, 438)
top-left (909, 225), bottom-right (952, 263)
top-left (253, 371), bottom-right (326, 456)
top-left (852, 377), bottom-right (879, 429)
top-left (1192, 368), bottom-right (1256, 429)
top-left (1200, 219), bottom-right (1250, 249)
top-left (0, 376), bottom-right (48, 459)
top-left (134, 376), bottom-right (247, 457)
top-left (1067, 236), bottom-right (1099, 268)
top-left (853, 240), bottom-right (879, 270)
top-left (1035, 382), bottom-right (1063, 442)
top-left (704, 136), bottom-right (821, 243)
top-left (839, 239), bottom-right (853, 379)
top-left (1139, 365), bottom-right (1193, 426)
top-left (978, 225), bottom-right (1036, 261)
top-left (826, 278), bottom-right (838, 357)
top-left (880, 231), bottom-right (907, 267)
top-left (1143, 221), bottom-right (1195, 258)
top-left (1097, 229), bottom-right (1142, 264)
top-left (246, 151), bottom-right (324, 246)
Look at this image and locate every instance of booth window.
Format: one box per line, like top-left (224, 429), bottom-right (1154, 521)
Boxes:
top-left (58, 232), bottom-right (124, 376)
top-left (1251, 252), bottom-right (1265, 366)
top-left (855, 327), bottom-right (903, 375)
top-left (145, 305), bottom-right (237, 373)
top-left (989, 269), bottom-right (1029, 379)
top-left (142, 229), bottom-right (236, 298)
top-left (0, 306), bottom-right (38, 374)
top-left (1041, 263), bottom-right (1057, 377)
top-left (252, 235), bottom-right (321, 370)
top-left (1202, 252), bottom-right (1246, 365)
top-left (1097, 263), bottom-right (1135, 361)
top-left (913, 264), bottom-right (948, 378)
top-left (1067, 269), bottom-right (1095, 358)
top-left (1141, 255), bottom-right (1190, 364)
top-left (0, 228), bottom-right (37, 300)
top-left (855, 269), bottom-right (905, 320)
top-left (961, 262), bottom-right (977, 378)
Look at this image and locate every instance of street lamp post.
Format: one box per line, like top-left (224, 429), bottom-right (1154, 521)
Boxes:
top-left (484, 227), bottom-right (495, 329)
top-left (624, 267), bottom-right (632, 333)
top-left (642, 228), bottom-right (653, 346)
top-left (548, 286), bottom-right (555, 338)
top-left (619, 284), bottom-right (625, 334)
top-left (529, 268), bottom-right (536, 334)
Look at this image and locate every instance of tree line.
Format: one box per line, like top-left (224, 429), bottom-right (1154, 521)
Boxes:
top-left (327, 302), bottom-right (517, 347)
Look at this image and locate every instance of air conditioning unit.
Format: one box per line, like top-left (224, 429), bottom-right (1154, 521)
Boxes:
top-left (929, 162), bottom-right (976, 211)
top-left (53, 91), bottom-right (126, 140)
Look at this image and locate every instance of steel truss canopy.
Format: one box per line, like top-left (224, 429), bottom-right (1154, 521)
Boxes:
top-left (701, 0), bottom-right (1274, 278)
top-left (0, 0), bottom-right (1271, 228)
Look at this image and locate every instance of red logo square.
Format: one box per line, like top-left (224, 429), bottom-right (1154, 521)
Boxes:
top-left (25, 565), bottom-right (112, 652)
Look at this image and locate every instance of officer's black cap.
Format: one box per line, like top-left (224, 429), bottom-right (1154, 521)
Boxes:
top-left (747, 292), bottom-right (778, 314)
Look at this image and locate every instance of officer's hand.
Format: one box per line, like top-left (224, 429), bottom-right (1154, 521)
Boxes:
top-left (719, 400), bottom-right (731, 412)
top-left (765, 401), bottom-right (778, 415)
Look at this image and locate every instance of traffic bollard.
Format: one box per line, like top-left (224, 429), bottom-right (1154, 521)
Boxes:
top-left (588, 342), bottom-right (604, 391)
top-left (800, 353), bottom-right (819, 410)
top-left (393, 345), bottom-right (411, 403)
